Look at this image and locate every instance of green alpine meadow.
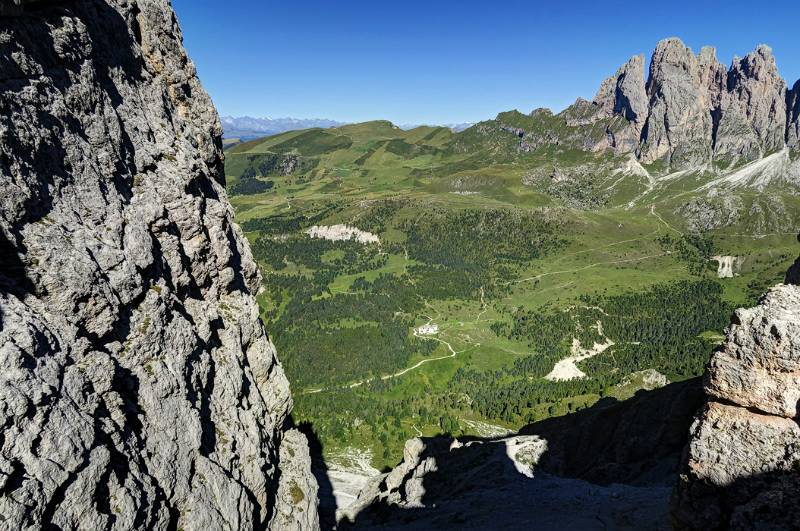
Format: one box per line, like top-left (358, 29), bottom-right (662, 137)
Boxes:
top-left (225, 102), bottom-right (799, 469)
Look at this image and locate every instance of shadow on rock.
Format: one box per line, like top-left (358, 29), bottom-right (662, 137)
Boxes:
top-left (342, 378), bottom-right (705, 530)
top-left (672, 468), bottom-right (800, 530)
top-left (296, 421), bottom-right (337, 530)
top-left (520, 378), bottom-right (705, 486)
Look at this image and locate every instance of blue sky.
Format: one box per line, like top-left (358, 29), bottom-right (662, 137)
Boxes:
top-left (172, 0), bottom-right (800, 125)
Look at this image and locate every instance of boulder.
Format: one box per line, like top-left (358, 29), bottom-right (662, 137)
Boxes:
top-left (672, 246), bottom-right (800, 530)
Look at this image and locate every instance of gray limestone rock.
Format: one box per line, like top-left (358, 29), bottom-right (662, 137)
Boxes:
top-left (672, 403), bottom-right (800, 530)
top-left (0, 1), bottom-right (318, 529)
top-left (672, 255), bottom-right (800, 530)
top-left (788, 79), bottom-right (800, 149)
top-left (593, 54), bottom-right (648, 125)
top-left (697, 46), bottom-right (727, 110)
top-left (714, 45), bottom-right (788, 164)
top-left (591, 39), bottom-right (797, 172)
top-left (705, 285), bottom-right (800, 417)
top-left (273, 429), bottom-right (321, 530)
top-left (639, 38), bottom-right (714, 168)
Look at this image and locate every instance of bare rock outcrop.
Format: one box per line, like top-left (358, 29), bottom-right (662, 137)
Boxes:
top-left (639, 38), bottom-right (714, 168)
top-left (672, 260), bottom-right (800, 529)
top-left (589, 54), bottom-right (647, 153)
top-left (593, 54), bottom-right (648, 125)
top-left (788, 79), bottom-right (800, 149)
top-left (697, 46), bottom-right (727, 110)
top-left (706, 285), bottom-right (800, 416)
top-left (714, 45), bottom-right (788, 164)
top-left (584, 38), bottom-right (798, 171)
top-left (0, 1), bottom-right (318, 529)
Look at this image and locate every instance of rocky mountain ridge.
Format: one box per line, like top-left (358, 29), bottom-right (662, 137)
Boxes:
top-left (497, 38), bottom-right (800, 177)
top-left (0, 0), bottom-right (317, 529)
top-left (586, 38), bottom-right (798, 169)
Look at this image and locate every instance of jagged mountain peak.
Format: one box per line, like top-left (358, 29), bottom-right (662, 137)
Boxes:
top-left (584, 37), bottom-right (799, 171)
top-left (728, 44), bottom-right (783, 87)
top-left (592, 53), bottom-right (647, 124)
top-left (698, 45), bottom-right (719, 60)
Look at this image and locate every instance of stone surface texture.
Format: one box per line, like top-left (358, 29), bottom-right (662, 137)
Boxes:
top-left (788, 79), bottom-right (800, 149)
top-left (0, 0), bottom-right (318, 529)
top-left (672, 269), bottom-right (800, 529)
top-left (714, 45), bottom-right (788, 164)
top-left (593, 54), bottom-right (648, 125)
top-left (639, 38), bottom-right (714, 167)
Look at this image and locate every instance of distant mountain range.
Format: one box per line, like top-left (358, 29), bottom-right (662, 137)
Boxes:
top-left (399, 122), bottom-right (474, 133)
top-left (221, 116), bottom-right (347, 140)
top-left (221, 116), bottom-right (474, 140)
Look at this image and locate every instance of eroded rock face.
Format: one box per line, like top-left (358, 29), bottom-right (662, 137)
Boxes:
top-left (788, 80), bottom-right (800, 149)
top-left (706, 285), bottom-right (800, 417)
top-left (672, 273), bottom-right (800, 529)
top-left (714, 45), bottom-right (788, 164)
top-left (639, 38), bottom-right (714, 168)
top-left (586, 37), bottom-right (800, 170)
top-left (0, 1), bottom-right (318, 529)
top-left (593, 54), bottom-right (648, 125)
top-left (697, 46), bottom-right (727, 110)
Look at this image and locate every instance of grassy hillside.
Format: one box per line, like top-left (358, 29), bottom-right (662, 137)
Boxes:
top-left (225, 115), bottom-right (798, 469)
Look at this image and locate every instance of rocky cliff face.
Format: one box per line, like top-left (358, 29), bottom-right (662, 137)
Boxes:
top-left (672, 266), bottom-right (800, 529)
top-left (639, 38), bottom-right (715, 167)
top-left (592, 54), bottom-right (648, 126)
top-left (788, 80), bottom-right (800, 149)
top-left (587, 37), bottom-right (799, 170)
top-left (714, 45), bottom-right (788, 164)
top-left (590, 54), bottom-right (647, 153)
top-left (0, 1), bottom-right (318, 529)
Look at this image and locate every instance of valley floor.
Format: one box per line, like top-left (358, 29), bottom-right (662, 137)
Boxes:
top-left (225, 120), bottom-right (799, 471)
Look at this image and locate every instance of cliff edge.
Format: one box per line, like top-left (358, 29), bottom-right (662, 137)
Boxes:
top-left (0, 1), bottom-right (318, 529)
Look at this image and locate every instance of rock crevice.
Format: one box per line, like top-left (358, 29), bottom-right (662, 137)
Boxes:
top-left (0, 1), bottom-right (318, 529)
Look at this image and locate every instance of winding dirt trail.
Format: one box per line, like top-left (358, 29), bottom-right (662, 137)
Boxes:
top-left (649, 205), bottom-right (682, 235)
top-left (300, 331), bottom-right (477, 395)
top-left (508, 252), bottom-right (670, 285)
